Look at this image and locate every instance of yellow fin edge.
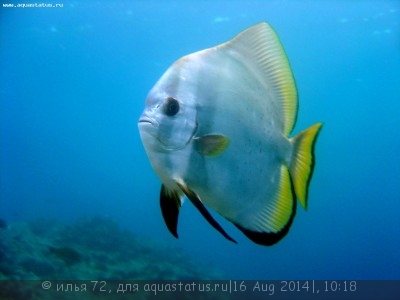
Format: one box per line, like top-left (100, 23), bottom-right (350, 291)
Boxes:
top-left (232, 165), bottom-right (295, 246)
top-left (269, 165), bottom-right (295, 232)
top-left (224, 22), bottom-right (298, 136)
top-left (289, 123), bottom-right (323, 210)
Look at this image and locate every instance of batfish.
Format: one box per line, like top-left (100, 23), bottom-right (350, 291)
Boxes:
top-left (138, 22), bottom-right (322, 246)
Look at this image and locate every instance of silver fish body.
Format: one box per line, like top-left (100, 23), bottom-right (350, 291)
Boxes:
top-left (139, 22), bottom-right (322, 245)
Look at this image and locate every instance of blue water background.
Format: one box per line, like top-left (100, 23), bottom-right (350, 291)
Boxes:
top-left (1, 0), bottom-right (399, 279)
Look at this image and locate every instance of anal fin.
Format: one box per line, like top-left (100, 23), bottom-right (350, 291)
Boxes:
top-left (176, 181), bottom-right (237, 244)
top-left (232, 165), bottom-right (296, 246)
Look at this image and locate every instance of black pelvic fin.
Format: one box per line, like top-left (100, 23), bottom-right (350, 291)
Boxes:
top-left (160, 184), bottom-right (182, 238)
top-left (176, 181), bottom-right (237, 244)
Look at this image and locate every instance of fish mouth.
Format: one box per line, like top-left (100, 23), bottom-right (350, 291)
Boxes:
top-left (139, 119), bottom-right (152, 124)
top-left (138, 117), bottom-right (157, 126)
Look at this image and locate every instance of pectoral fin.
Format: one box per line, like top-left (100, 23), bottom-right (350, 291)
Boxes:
top-left (176, 181), bottom-right (237, 244)
top-left (194, 134), bottom-right (229, 156)
top-left (160, 184), bottom-right (183, 238)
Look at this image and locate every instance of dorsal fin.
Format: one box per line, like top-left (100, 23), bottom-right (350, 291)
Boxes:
top-left (222, 22), bottom-right (298, 136)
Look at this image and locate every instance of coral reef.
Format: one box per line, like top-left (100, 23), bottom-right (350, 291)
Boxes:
top-left (0, 218), bottom-right (7, 229)
top-left (0, 216), bottom-right (226, 299)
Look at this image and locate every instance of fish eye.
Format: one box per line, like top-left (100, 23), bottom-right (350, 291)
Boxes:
top-left (163, 97), bottom-right (180, 116)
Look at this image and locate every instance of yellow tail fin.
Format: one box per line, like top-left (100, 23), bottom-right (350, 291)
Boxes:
top-left (289, 123), bottom-right (323, 210)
